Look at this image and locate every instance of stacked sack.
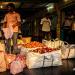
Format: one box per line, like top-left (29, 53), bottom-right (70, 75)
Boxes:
top-left (0, 52), bottom-right (6, 72)
top-left (0, 42), bottom-right (26, 74)
top-left (20, 41), bottom-right (62, 69)
top-left (61, 42), bottom-right (75, 59)
top-left (42, 39), bottom-right (63, 49)
top-left (26, 47), bottom-right (62, 69)
top-left (5, 53), bottom-right (26, 74)
top-left (0, 43), bottom-right (6, 72)
top-left (42, 39), bottom-right (75, 59)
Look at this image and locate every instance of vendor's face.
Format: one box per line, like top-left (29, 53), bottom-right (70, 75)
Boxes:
top-left (46, 15), bottom-right (49, 18)
top-left (7, 6), bottom-right (14, 12)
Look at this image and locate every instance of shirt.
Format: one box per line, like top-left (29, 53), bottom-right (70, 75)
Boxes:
top-left (4, 11), bottom-right (21, 32)
top-left (64, 20), bottom-right (71, 27)
top-left (72, 22), bottom-right (75, 31)
top-left (40, 17), bottom-right (51, 32)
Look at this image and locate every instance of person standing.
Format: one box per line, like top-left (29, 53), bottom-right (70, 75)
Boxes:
top-left (63, 18), bottom-right (71, 42)
top-left (71, 20), bottom-right (75, 43)
top-left (3, 3), bottom-right (21, 53)
top-left (40, 14), bottom-right (51, 40)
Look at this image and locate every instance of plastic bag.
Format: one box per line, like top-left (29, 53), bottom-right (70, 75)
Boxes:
top-left (16, 54), bottom-right (26, 68)
top-left (2, 25), bottom-right (13, 39)
top-left (42, 39), bottom-right (63, 48)
top-left (61, 44), bottom-right (75, 59)
top-left (5, 53), bottom-right (16, 69)
top-left (26, 50), bottom-right (62, 69)
top-left (10, 60), bottom-right (23, 75)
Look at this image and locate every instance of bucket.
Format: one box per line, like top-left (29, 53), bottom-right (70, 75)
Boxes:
top-left (22, 37), bottom-right (31, 43)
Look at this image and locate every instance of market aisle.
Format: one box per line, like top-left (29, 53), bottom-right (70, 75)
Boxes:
top-left (0, 59), bottom-right (75, 75)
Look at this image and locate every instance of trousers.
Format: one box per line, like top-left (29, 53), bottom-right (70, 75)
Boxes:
top-left (5, 32), bottom-right (18, 53)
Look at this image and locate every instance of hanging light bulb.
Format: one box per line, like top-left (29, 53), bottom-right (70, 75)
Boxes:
top-left (64, 0), bottom-right (69, 2)
top-left (46, 3), bottom-right (54, 12)
top-left (0, 5), bottom-right (3, 9)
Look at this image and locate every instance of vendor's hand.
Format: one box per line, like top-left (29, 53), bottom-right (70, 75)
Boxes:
top-left (12, 23), bottom-right (17, 28)
top-left (12, 22), bottom-right (20, 28)
top-left (3, 22), bottom-right (7, 28)
top-left (12, 25), bottom-right (16, 28)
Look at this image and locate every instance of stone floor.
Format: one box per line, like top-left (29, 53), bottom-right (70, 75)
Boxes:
top-left (0, 59), bottom-right (75, 75)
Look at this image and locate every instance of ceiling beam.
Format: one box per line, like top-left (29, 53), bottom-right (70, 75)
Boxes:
top-left (0, 0), bottom-right (60, 3)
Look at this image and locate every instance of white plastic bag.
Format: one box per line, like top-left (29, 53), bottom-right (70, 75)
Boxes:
top-left (16, 54), bottom-right (26, 68)
top-left (26, 50), bottom-right (62, 69)
top-left (3, 25), bottom-right (13, 39)
top-left (42, 52), bottom-right (53, 67)
top-left (61, 44), bottom-right (75, 59)
top-left (26, 52), bottom-right (44, 69)
top-left (42, 39), bottom-right (63, 48)
top-left (51, 50), bottom-right (62, 66)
